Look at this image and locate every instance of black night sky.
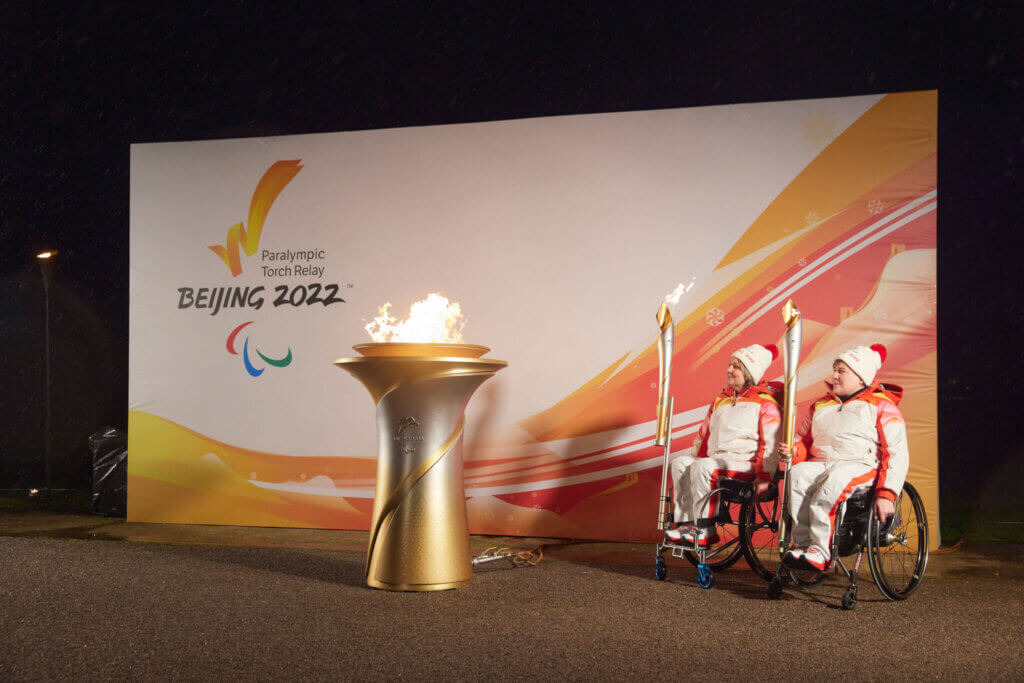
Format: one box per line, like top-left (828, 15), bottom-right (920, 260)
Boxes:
top-left (2, 3), bottom-right (1021, 532)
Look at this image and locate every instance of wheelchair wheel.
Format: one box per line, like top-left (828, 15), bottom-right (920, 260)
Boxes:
top-left (739, 491), bottom-right (781, 581)
top-left (841, 586), bottom-right (857, 610)
top-left (766, 576), bottom-right (783, 600)
top-left (683, 496), bottom-right (745, 572)
top-left (654, 556), bottom-right (667, 581)
top-left (787, 564), bottom-right (828, 588)
top-left (682, 537), bottom-right (744, 572)
top-left (696, 563), bottom-right (716, 589)
top-left (867, 481), bottom-right (929, 600)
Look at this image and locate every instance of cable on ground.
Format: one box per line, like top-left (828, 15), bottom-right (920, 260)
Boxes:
top-left (932, 528), bottom-right (966, 554)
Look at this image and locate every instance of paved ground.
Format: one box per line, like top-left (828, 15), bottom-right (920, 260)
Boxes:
top-left (0, 512), bottom-right (1022, 681)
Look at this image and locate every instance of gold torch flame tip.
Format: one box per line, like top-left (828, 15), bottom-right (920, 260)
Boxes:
top-left (782, 299), bottom-right (801, 327)
top-left (656, 302), bottom-right (672, 330)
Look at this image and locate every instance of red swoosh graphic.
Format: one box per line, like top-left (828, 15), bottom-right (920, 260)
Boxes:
top-left (226, 321), bottom-right (255, 355)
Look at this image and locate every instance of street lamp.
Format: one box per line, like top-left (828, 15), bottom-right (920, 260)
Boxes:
top-left (36, 250), bottom-right (57, 492)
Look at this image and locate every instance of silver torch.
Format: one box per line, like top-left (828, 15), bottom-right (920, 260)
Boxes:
top-left (777, 298), bottom-right (802, 552)
top-left (655, 302), bottom-right (674, 531)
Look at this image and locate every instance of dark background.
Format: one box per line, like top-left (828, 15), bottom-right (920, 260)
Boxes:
top-left (2, 3), bottom-right (1021, 536)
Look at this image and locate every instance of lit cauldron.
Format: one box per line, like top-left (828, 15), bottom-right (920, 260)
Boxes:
top-left (335, 341), bottom-right (506, 591)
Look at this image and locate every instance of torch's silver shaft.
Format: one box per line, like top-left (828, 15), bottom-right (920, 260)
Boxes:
top-left (778, 300), bottom-right (802, 552)
top-left (655, 302), bottom-right (675, 530)
top-left (657, 396), bottom-right (674, 530)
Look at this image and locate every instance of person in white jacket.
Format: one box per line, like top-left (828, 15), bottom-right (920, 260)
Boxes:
top-left (778, 344), bottom-right (910, 571)
top-left (665, 344), bottom-right (782, 546)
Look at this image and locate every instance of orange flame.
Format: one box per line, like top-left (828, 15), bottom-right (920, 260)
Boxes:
top-left (365, 293), bottom-right (465, 343)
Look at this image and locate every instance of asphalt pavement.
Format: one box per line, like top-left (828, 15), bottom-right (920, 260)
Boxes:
top-left (0, 512), bottom-right (1021, 681)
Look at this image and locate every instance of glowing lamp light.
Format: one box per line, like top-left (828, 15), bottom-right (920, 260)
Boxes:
top-left (36, 251), bottom-right (57, 260)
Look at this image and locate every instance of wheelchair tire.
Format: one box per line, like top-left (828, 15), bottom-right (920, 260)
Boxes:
top-left (655, 556), bottom-right (667, 581)
top-left (787, 565), bottom-right (828, 588)
top-left (867, 481), bottom-right (929, 601)
top-left (696, 563), bottom-right (716, 589)
top-left (739, 492), bottom-right (781, 581)
top-left (841, 587), bottom-right (857, 611)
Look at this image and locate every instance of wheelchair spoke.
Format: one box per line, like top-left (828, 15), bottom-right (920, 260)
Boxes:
top-left (683, 497), bottom-right (746, 572)
top-left (880, 543), bottom-right (910, 590)
top-left (739, 489), bottom-right (782, 581)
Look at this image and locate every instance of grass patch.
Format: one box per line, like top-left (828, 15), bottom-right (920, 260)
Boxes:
top-left (940, 502), bottom-right (1024, 544)
top-left (0, 489), bottom-right (93, 514)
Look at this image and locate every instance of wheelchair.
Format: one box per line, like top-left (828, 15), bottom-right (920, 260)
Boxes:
top-left (655, 476), bottom-right (782, 589)
top-left (765, 481), bottom-right (929, 610)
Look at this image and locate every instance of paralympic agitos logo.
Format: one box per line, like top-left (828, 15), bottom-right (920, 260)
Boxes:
top-left (227, 321), bottom-right (293, 378)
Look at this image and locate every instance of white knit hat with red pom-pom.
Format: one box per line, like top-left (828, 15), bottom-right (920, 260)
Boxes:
top-left (732, 344), bottom-right (779, 384)
top-left (835, 344), bottom-right (887, 385)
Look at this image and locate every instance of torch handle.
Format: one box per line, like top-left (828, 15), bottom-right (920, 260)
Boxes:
top-left (777, 465), bottom-right (792, 551)
top-left (778, 377), bottom-right (799, 548)
top-left (657, 397), bottom-right (674, 530)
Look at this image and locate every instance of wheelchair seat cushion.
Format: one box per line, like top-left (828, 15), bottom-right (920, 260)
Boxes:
top-left (717, 476), bottom-right (750, 499)
top-left (845, 486), bottom-right (874, 506)
top-left (841, 486), bottom-right (875, 524)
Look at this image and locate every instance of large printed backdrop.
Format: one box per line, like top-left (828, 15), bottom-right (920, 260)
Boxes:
top-left (129, 91), bottom-right (938, 546)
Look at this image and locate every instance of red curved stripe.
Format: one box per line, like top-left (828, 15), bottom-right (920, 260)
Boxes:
top-left (226, 321), bottom-right (254, 355)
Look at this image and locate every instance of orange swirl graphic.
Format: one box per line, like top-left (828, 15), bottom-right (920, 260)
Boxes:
top-left (208, 159), bottom-right (303, 276)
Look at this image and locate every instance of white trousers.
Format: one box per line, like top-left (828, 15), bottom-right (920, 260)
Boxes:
top-left (670, 454), bottom-right (755, 524)
top-left (786, 460), bottom-right (877, 558)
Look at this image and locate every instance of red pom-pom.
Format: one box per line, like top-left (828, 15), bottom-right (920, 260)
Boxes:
top-left (764, 344), bottom-right (779, 361)
top-left (870, 343), bottom-right (887, 362)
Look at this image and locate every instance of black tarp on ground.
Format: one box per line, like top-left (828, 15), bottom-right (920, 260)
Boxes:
top-left (89, 427), bottom-right (126, 517)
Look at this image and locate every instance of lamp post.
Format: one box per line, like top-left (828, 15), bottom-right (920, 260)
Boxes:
top-left (36, 251), bottom-right (56, 492)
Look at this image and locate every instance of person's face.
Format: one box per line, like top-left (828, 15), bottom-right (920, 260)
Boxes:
top-left (726, 358), bottom-right (747, 392)
top-left (831, 360), bottom-right (865, 396)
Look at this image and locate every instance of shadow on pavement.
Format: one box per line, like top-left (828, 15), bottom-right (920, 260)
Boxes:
top-left (144, 542), bottom-right (369, 588)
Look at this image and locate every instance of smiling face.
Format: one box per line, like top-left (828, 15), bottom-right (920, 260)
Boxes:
top-left (726, 357), bottom-right (751, 392)
top-left (831, 360), bottom-right (866, 397)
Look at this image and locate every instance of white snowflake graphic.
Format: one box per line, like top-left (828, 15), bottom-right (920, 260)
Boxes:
top-left (873, 308), bottom-right (888, 323)
top-left (868, 198), bottom-right (885, 215)
top-left (705, 307), bottom-right (725, 327)
top-left (798, 257), bottom-right (807, 267)
top-left (805, 211), bottom-right (820, 225)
